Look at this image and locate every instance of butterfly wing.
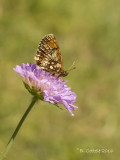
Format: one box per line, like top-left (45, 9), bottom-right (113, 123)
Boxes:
top-left (34, 34), bottom-right (64, 76)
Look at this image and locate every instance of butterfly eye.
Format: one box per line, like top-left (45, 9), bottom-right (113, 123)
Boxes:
top-left (63, 71), bottom-right (68, 77)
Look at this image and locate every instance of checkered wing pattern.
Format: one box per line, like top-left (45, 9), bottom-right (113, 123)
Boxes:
top-left (34, 34), bottom-right (68, 77)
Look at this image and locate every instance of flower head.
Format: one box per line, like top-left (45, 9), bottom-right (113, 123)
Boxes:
top-left (14, 63), bottom-right (77, 116)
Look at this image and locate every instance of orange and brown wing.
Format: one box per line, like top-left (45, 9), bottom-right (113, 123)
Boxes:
top-left (34, 34), bottom-right (64, 76)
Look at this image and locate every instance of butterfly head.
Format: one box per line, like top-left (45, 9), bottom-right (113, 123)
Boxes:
top-left (58, 71), bottom-right (68, 77)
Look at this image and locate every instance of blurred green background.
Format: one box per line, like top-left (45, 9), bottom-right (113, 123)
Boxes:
top-left (0, 0), bottom-right (120, 159)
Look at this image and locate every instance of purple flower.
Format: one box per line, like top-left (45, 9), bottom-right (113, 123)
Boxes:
top-left (14, 63), bottom-right (78, 116)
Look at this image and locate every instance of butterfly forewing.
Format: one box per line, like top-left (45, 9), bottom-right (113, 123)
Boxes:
top-left (34, 34), bottom-right (68, 77)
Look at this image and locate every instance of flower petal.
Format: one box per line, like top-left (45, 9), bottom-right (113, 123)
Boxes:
top-left (14, 63), bottom-right (77, 116)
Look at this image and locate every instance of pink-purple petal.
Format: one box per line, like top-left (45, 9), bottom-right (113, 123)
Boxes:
top-left (14, 63), bottom-right (77, 116)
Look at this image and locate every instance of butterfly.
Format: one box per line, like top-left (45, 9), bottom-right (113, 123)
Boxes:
top-left (34, 34), bottom-right (68, 77)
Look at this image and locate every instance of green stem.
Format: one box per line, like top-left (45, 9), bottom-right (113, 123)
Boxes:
top-left (0, 96), bottom-right (38, 160)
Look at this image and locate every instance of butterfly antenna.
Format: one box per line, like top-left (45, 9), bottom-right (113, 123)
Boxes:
top-left (66, 60), bottom-right (76, 72)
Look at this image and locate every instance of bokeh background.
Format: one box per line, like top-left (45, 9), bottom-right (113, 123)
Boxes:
top-left (0, 0), bottom-right (120, 160)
